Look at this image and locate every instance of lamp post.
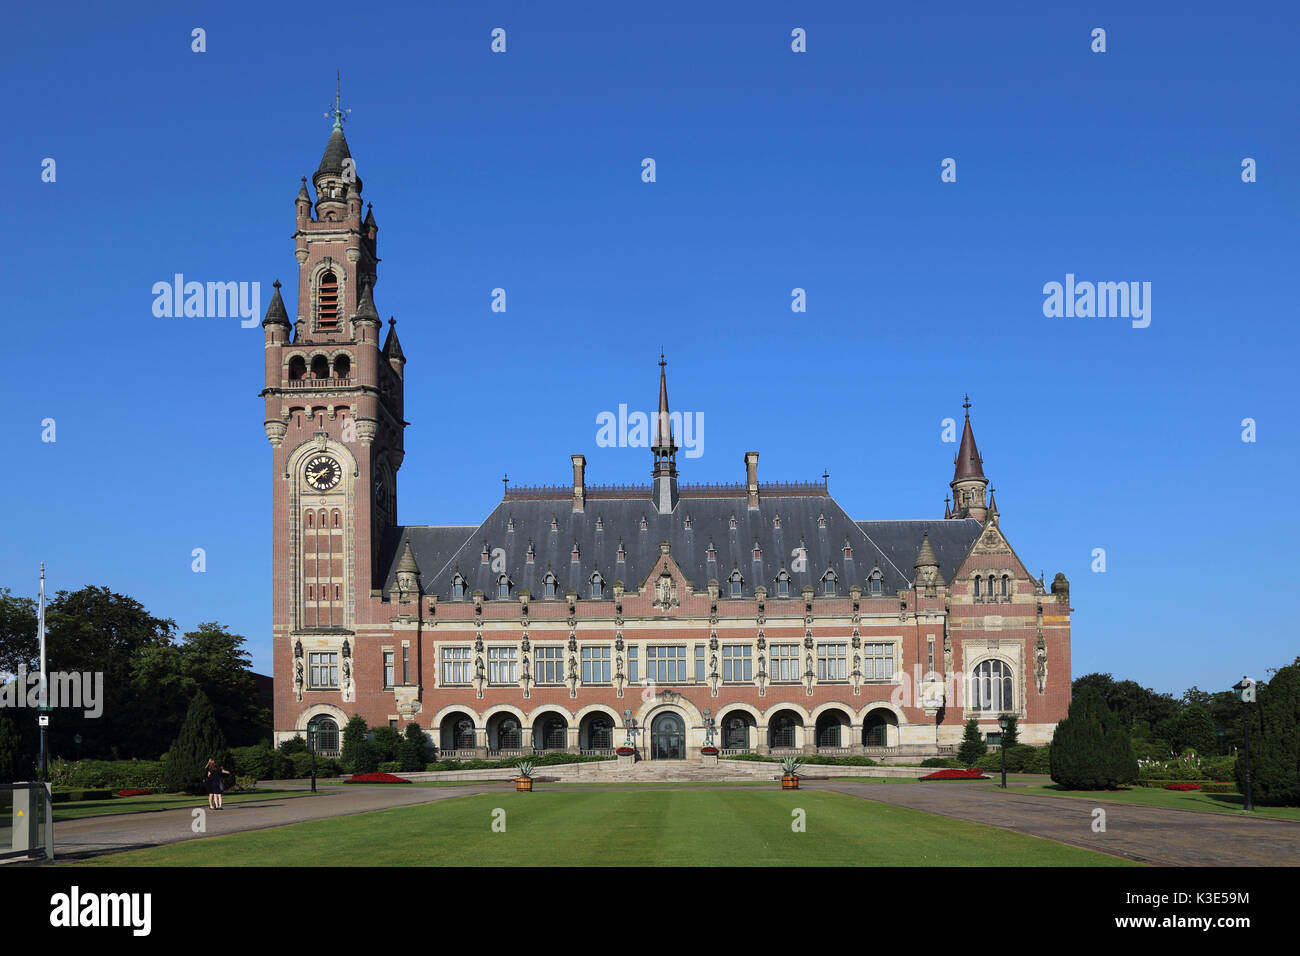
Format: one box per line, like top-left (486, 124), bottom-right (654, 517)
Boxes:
top-left (1232, 677), bottom-right (1255, 812)
top-left (997, 714), bottom-right (1010, 788)
top-left (307, 727), bottom-right (318, 793)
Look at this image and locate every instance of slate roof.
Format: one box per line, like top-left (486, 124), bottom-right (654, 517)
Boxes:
top-left (378, 491), bottom-right (982, 601)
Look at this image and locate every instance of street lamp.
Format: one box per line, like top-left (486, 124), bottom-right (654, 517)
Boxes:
top-left (997, 714), bottom-right (1010, 789)
top-left (1232, 676), bottom-right (1255, 812)
top-left (306, 726), bottom-right (318, 793)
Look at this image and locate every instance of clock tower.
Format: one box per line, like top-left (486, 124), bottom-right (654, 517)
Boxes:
top-left (259, 94), bottom-right (406, 647)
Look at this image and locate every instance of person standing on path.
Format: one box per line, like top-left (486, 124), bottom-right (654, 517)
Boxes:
top-left (205, 758), bottom-right (232, 810)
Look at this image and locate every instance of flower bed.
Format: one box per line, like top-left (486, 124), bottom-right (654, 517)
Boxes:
top-left (920, 768), bottom-right (989, 781)
top-left (1163, 782), bottom-right (1202, 791)
top-left (116, 789), bottom-right (154, 797)
top-left (344, 771), bottom-right (411, 784)
top-left (700, 746), bottom-right (719, 755)
top-left (615, 747), bottom-right (636, 756)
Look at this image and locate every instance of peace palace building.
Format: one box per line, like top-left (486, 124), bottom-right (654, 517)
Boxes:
top-left (261, 115), bottom-right (1074, 762)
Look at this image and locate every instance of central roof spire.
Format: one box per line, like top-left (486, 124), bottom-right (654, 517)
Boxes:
top-left (653, 350), bottom-right (676, 454)
top-left (327, 70), bottom-right (351, 132)
top-left (651, 352), bottom-right (678, 514)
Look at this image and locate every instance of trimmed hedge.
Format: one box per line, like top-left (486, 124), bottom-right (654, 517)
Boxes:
top-left (51, 788), bottom-right (113, 803)
top-left (49, 759), bottom-right (166, 791)
top-left (423, 752), bottom-right (614, 772)
top-left (377, 760), bottom-right (402, 773)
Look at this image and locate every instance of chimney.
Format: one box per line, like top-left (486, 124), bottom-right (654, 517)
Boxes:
top-left (571, 454), bottom-right (586, 512)
top-left (745, 451), bottom-right (760, 510)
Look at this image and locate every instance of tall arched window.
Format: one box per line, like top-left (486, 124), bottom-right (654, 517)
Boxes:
top-left (543, 572), bottom-right (558, 599)
top-left (970, 659), bottom-right (1013, 713)
top-left (973, 576), bottom-right (982, 598)
top-left (868, 569), bottom-right (883, 596)
top-left (288, 355), bottom-right (306, 381)
top-left (451, 573), bottom-right (466, 601)
top-left (589, 572), bottom-right (605, 599)
top-left (497, 575), bottom-right (511, 600)
top-left (775, 570), bottom-right (790, 597)
top-left (317, 270), bottom-right (339, 331)
top-left (332, 353), bottom-right (351, 379)
top-left (821, 569), bottom-right (837, 597)
top-left (311, 355), bottom-right (330, 380)
top-left (1001, 574), bottom-right (1010, 597)
top-left (728, 570), bottom-right (743, 598)
top-left (307, 715), bottom-right (340, 755)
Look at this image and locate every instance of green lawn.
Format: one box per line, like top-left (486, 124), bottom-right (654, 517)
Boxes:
top-left (1008, 783), bottom-right (1300, 822)
top-left (71, 789), bottom-right (1138, 867)
top-left (51, 789), bottom-right (313, 822)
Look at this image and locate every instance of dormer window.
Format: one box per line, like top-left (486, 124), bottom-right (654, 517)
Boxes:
top-left (684, 515), bottom-right (692, 530)
top-left (507, 516), bottom-right (515, 533)
top-left (729, 570), bottom-right (744, 598)
top-left (707, 539), bottom-right (717, 562)
top-left (821, 569), bottom-right (837, 597)
top-left (616, 540), bottom-right (626, 562)
top-left (497, 575), bottom-right (512, 600)
top-left (843, 539), bottom-right (852, 560)
top-left (481, 542), bottom-right (490, 564)
top-left (773, 514), bottom-right (780, 529)
top-left (596, 515), bottom-right (604, 531)
top-left (753, 540), bottom-right (762, 560)
top-left (543, 571), bottom-right (558, 599)
top-left (525, 540), bottom-right (535, 563)
top-left (775, 570), bottom-right (791, 597)
top-left (590, 572), bottom-right (605, 599)
top-left (729, 515), bottom-right (737, 530)
top-left (640, 514), bottom-right (648, 531)
top-left (571, 540), bottom-right (581, 561)
top-left (817, 513), bottom-right (826, 529)
top-left (550, 515), bottom-right (558, 532)
top-left (868, 570), bottom-right (883, 596)
top-left (451, 573), bottom-right (466, 601)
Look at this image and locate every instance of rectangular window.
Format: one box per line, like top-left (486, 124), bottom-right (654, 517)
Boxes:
top-left (389, 719), bottom-right (398, 730)
top-left (440, 646), bottom-right (471, 685)
top-left (402, 645), bottom-right (410, 684)
top-left (383, 651), bottom-right (395, 689)
top-left (771, 644), bottom-right (800, 682)
top-left (628, 646), bottom-right (639, 683)
top-left (986, 733), bottom-right (1002, 747)
top-left (695, 645), bottom-right (705, 681)
top-left (581, 646), bottom-right (611, 684)
top-left (647, 645), bottom-right (687, 683)
top-left (864, 643), bottom-right (895, 681)
top-left (722, 645), bottom-right (753, 682)
top-left (535, 646), bottom-right (564, 685)
top-left (927, 638), bottom-right (935, 675)
top-left (488, 646), bottom-right (518, 685)
top-left (817, 643), bottom-right (847, 682)
top-left (309, 652), bottom-right (338, 689)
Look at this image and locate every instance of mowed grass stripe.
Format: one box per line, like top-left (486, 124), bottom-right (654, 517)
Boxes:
top-left (70, 790), bottom-right (1138, 867)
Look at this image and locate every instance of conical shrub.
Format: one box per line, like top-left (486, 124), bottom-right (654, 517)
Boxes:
top-left (162, 690), bottom-right (228, 794)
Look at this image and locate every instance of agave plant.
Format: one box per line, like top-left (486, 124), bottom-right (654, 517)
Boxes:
top-left (780, 757), bottom-right (803, 777)
top-left (513, 759), bottom-right (536, 779)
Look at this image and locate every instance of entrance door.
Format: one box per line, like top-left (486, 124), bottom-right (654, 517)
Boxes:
top-left (651, 713), bottom-right (685, 760)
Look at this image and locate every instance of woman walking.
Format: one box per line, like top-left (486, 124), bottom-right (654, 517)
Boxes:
top-left (205, 758), bottom-right (232, 810)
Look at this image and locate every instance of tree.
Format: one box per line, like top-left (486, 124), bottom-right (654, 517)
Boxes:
top-left (371, 725), bottom-right (402, 762)
top-left (0, 588), bottom-right (38, 676)
top-left (0, 709), bottom-right (25, 784)
top-left (398, 722), bottom-right (429, 772)
top-left (1238, 663), bottom-right (1300, 806)
top-left (162, 690), bottom-right (228, 794)
top-left (958, 718), bottom-right (986, 766)
top-left (1172, 703), bottom-right (1217, 757)
top-left (339, 715), bottom-right (369, 772)
top-left (1001, 715), bottom-right (1020, 749)
top-left (1050, 686), bottom-right (1137, 789)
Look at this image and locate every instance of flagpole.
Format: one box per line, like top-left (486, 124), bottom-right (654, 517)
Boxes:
top-left (38, 562), bottom-right (48, 783)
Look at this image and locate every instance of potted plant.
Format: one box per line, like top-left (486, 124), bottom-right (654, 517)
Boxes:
top-left (513, 759), bottom-right (535, 792)
top-left (780, 756), bottom-right (803, 790)
top-left (700, 746), bottom-right (719, 756)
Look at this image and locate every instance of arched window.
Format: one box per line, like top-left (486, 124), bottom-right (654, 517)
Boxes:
top-left (288, 355), bottom-right (306, 381)
top-left (307, 715), bottom-right (340, 755)
top-left (775, 571), bottom-right (790, 597)
top-left (770, 713), bottom-right (797, 749)
top-left (543, 572), bottom-right (558, 599)
top-left (305, 511), bottom-right (314, 528)
top-left (821, 569), bottom-right (837, 597)
top-left (332, 353), bottom-right (351, 379)
top-left (868, 569), bottom-right (883, 596)
top-left (332, 510), bottom-right (341, 529)
top-left (729, 570), bottom-right (743, 598)
top-left (973, 576), bottom-right (982, 598)
top-left (724, 716), bottom-right (749, 750)
top-left (1001, 574), bottom-right (1010, 597)
top-left (451, 573), bottom-right (466, 601)
top-left (497, 718), bottom-right (521, 749)
top-left (497, 575), bottom-right (511, 600)
top-left (590, 572), bottom-right (605, 599)
top-left (311, 354), bottom-right (330, 380)
top-left (317, 270), bottom-right (339, 331)
top-left (970, 659), bottom-right (1013, 713)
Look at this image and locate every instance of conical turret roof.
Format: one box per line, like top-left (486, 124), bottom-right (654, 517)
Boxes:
top-left (953, 396), bottom-right (986, 482)
top-left (261, 279), bottom-right (290, 328)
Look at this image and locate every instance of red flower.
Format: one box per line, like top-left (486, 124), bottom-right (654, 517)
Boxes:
top-left (920, 768), bottom-right (989, 781)
top-left (700, 747), bottom-right (719, 755)
top-left (345, 772), bottom-right (412, 784)
top-left (615, 747), bottom-right (636, 756)
top-left (117, 789), bottom-right (153, 797)
top-left (1163, 783), bottom-right (1201, 791)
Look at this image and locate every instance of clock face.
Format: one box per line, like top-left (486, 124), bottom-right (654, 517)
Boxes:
top-left (304, 455), bottom-right (342, 491)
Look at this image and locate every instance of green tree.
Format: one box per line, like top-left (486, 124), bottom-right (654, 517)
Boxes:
top-left (1001, 714), bottom-right (1020, 749)
top-left (371, 725), bottom-right (402, 762)
top-left (1050, 686), bottom-right (1137, 789)
top-left (339, 715), bottom-right (369, 772)
top-left (958, 718), bottom-right (986, 766)
top-left (0, 709), bottom-right (26, 784)
top-left (1238, 663), bottom-right (1300, 806)
top-left (398, 722), bottom-right (429, 772)
top-left (162, 690), bottom-right (228, 794)
top-left (1172, 703), bottom-right (1217, 757)
top-left (0, 588), bottom-right (38, 676)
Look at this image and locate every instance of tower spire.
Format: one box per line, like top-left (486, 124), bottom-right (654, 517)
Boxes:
top-left (651, 353), bottom-right (678, 513)
top-left (949, 396), bottom-right (989, 520)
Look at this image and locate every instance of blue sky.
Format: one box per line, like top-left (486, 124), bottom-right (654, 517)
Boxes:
top-left (2, 1), bottom-right (1296, 695)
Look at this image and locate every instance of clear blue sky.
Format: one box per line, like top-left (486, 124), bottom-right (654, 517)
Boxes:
top-left (3, 1), bottom-right (1296, 695)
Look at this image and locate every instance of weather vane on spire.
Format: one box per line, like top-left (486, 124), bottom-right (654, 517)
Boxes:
top-left (324, 70), bottom-right (351, 131)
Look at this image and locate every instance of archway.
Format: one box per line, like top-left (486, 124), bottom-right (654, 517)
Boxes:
top-left (535, 714), bottom-right (569, 752)
top-left (307, 714), bottom-right (340, 756)
top-left (863, 709), bottom-right (899, 747)
top-left (439, 711), bottom-right (477, 751)
top-left (487, 712), bottom-right (523, 752)
top-left (814, 710), bottom-right (850, 748)
top-left (650, 712), bottom-right (686, 760)
top-left (719, 711), bottom-right (756, 751)
top-left (580, 712), bottom-right (615, 751)
top-left (767, 709), bottom-right (804, 750)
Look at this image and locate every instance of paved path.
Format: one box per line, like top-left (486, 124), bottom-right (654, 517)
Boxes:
top-left (47, 784), bottom-right (503, 861)
top-left (817, 780), bottom-right (1300, 866)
